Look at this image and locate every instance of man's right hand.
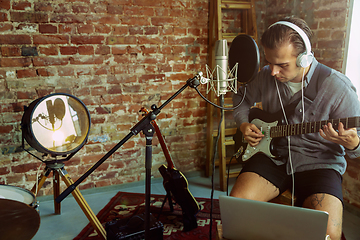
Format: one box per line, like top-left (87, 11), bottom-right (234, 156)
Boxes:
top-left (240, 122), bottom-right (264, 147)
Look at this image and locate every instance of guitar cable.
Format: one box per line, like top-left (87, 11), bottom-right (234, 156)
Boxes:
top-left (209, 107), bottom-right (224, 240)
top-left (274, 68), bottom-right (307, 206)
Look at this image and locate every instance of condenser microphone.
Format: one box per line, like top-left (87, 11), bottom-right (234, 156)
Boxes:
top-left (215, 39), bottom-right (229, 95)
top-left (204, 39), bottom-right (238, 97)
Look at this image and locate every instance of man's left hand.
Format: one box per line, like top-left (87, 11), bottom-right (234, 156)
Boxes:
top-left (319, 122), bottom-right (359, 150)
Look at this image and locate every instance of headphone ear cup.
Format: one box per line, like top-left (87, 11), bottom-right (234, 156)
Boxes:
top-left (297, 52), bottom-right (314, 68)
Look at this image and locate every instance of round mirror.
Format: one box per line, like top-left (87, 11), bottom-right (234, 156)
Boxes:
top-left (21, 93), bottom-right (91, 156)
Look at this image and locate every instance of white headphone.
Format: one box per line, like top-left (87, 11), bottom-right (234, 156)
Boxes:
top-left (270, 21), bottom-right (314, 68)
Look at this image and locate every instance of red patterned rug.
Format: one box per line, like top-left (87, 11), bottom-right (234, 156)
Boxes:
top-left (74, 191), bottom-right (221, 240)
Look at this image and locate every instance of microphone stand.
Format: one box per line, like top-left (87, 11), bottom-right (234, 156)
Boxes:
top-left (55, 73), bottom-right (202, 239)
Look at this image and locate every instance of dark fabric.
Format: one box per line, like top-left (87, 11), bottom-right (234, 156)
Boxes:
top-left (240, 154), bottom-right (343, 206)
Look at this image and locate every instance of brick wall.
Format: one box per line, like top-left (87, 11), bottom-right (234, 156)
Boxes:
top-left (1, 0), bottom-right (359, 211)
top-left (0, 0), bottom-right (209, 196)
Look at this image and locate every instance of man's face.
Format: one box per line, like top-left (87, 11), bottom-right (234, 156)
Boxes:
top-left (264, 43), bottom-right (304, 83)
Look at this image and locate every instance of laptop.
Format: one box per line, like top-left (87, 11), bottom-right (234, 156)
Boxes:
top-left (219, 195), bottom-right (329, 240)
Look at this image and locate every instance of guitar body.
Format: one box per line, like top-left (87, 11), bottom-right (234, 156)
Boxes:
top-left (158, 164), bottom-right (200, 217)
top-left (241, 118), bottom-right (278, 161)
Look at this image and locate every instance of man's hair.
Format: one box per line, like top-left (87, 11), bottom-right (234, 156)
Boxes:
top-left (261, 16), bottom-right (312, 57)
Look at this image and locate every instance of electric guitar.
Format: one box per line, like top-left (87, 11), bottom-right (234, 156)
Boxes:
top-left (140, 107), bottom-right (200, 231)
top-left (238, 108), bottom-right (360, 161)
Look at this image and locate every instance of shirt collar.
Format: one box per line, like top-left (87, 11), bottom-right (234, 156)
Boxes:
top-left (304, 58), bottom-right (318, 87)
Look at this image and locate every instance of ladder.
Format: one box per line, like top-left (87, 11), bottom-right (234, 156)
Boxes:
top-left (206, 0), bottom-right (258, 191)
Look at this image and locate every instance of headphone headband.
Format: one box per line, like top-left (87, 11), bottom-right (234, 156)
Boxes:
top-left (269, 21), bottom-right (313, 67)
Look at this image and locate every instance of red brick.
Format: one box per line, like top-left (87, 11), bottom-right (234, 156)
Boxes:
top-left (78, 24), bottom-right (94, 34)
top-left (108, 85), bottom-right (122, 94)
top-left (113, 26), bottom-right (128, 35)
top-left (38, 46), bottom-right (58, 56)
top-left (107, 36), bottom-right (136, 45)
top-left (33, 35), bottom-right (69, 44)
top-left (95, 24), bottom-right (111, 34)
top-left (112, 46), bottom-right (127, 55)
top-left (144, 27), bottom-right (158, 35)
top-left (34, 2), bottom-right (53, 12)
top-left (71, 36), bottom-right (104, 44)
top-left (133, 0), bottom-right (162, 7)
top-left (0, 57), bottom-right (32, 67)
top-left (11, 162), bottom-right (41, 173)
top-left (120, 16), bottom-right (150, 26)
top-left (87, 15), bottom-right (120, 25)
top-left (12, 1), bottom-right (31, 10)
top-left (168, 36), bottom-right (195, 45)
top-left (90, 3), bottom-right (107, 13)
top-left (50, 14), bottom-right (86, 23)
top-left (123, 6), bottom-right (154, 16)
top-left (0, 11), bottom-right (8, 21)
top-left (32, 57), bottom-right (69, 66)
top-left (11, 12), bottom-right (48, 23)
top-left (0, 35), bottom-right (31, 44)
top-left (318, 40), bottom-right (343, 49)
top-left (78, 46), bottom-right (94, 55)
top-left (58, 67), bottom-right (74, 76)
top-left (95, 45), bottom-right (110, 55)
top-left (17, 69), bottom-right (37, 78)
top-left (37, 68), bottom-right (56, 76)
top-left (151, 17), bottom-right (178, 26)
top-left (39, 24), bottom-right (58, 33)
top-left (138, 36), bottom-right (163, 45)
top-left (0, 125), bottom-right (12, 133)
top-left (72, 4), bottom-right (90, 13)
top-left (107, 5), bottom-right (123, 14)
top-left (0, 0), bottom-right (11, 10)
top-left (94, 66), bottom-right (110, 75)
top-left (0, 23), bottom-right (12, 32)
top-left (0, 167), bottom-right (10, 175)
top-left (70, 56), bottom-right (104, 65)
top-left (60, 46), bottom-right (78, 55)
top-left (76, 66), bottom-right (91, 76)
top-left (1, 46), bottom-right (21, 56)
top-left (59, 24), bottom-right (76, 34)
top-left (129, 26), bottom-right (143, 35)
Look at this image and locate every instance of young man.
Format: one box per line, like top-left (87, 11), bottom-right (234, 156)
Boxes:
top-left (231, 16), bottom-right (360, 240)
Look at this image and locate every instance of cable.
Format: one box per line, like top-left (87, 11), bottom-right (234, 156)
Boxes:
top-left (226, 155), bottom-right (236, 196)
top-left (275, 78), bottom-right (295, 206)
top-left (209, 108), bottom-right (224, 240)
top-left (194, 86), bottom-right (247, 111)
top-left (300, 68), bottom-right (306, 123)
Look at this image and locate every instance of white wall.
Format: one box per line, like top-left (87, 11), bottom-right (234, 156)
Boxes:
top-left (345, 0), bottom-right (360, 99)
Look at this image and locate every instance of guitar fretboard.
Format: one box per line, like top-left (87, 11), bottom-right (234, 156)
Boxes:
top-left (270, 117), bottom-right (360, 138)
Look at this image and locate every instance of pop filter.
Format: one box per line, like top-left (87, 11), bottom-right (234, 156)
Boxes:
top-left (229, 34), bottom-right (260, 84)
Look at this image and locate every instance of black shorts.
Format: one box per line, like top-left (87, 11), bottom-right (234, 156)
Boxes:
top-left (240, 154), bottom-right (343, 206)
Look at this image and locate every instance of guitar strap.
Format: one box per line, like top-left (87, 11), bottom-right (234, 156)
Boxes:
top-left (283, 63), bottom-right (332, 117)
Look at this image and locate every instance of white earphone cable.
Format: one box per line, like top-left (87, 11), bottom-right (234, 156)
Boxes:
top-left (275, 78), bottom-right (295, 206)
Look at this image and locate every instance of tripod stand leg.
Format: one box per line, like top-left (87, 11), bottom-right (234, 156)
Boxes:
top-left (57, 168), bottom-right (106, 240)
top-left (53, 170), bottom-right (61, 214)
top-left (31, 167), bottom-right (52, 195)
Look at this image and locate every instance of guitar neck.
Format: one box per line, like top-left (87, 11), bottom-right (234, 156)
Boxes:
top-left (151, 120), bottom-right (175, 170)
top-left (270, 117), bottom-right (360, 138)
